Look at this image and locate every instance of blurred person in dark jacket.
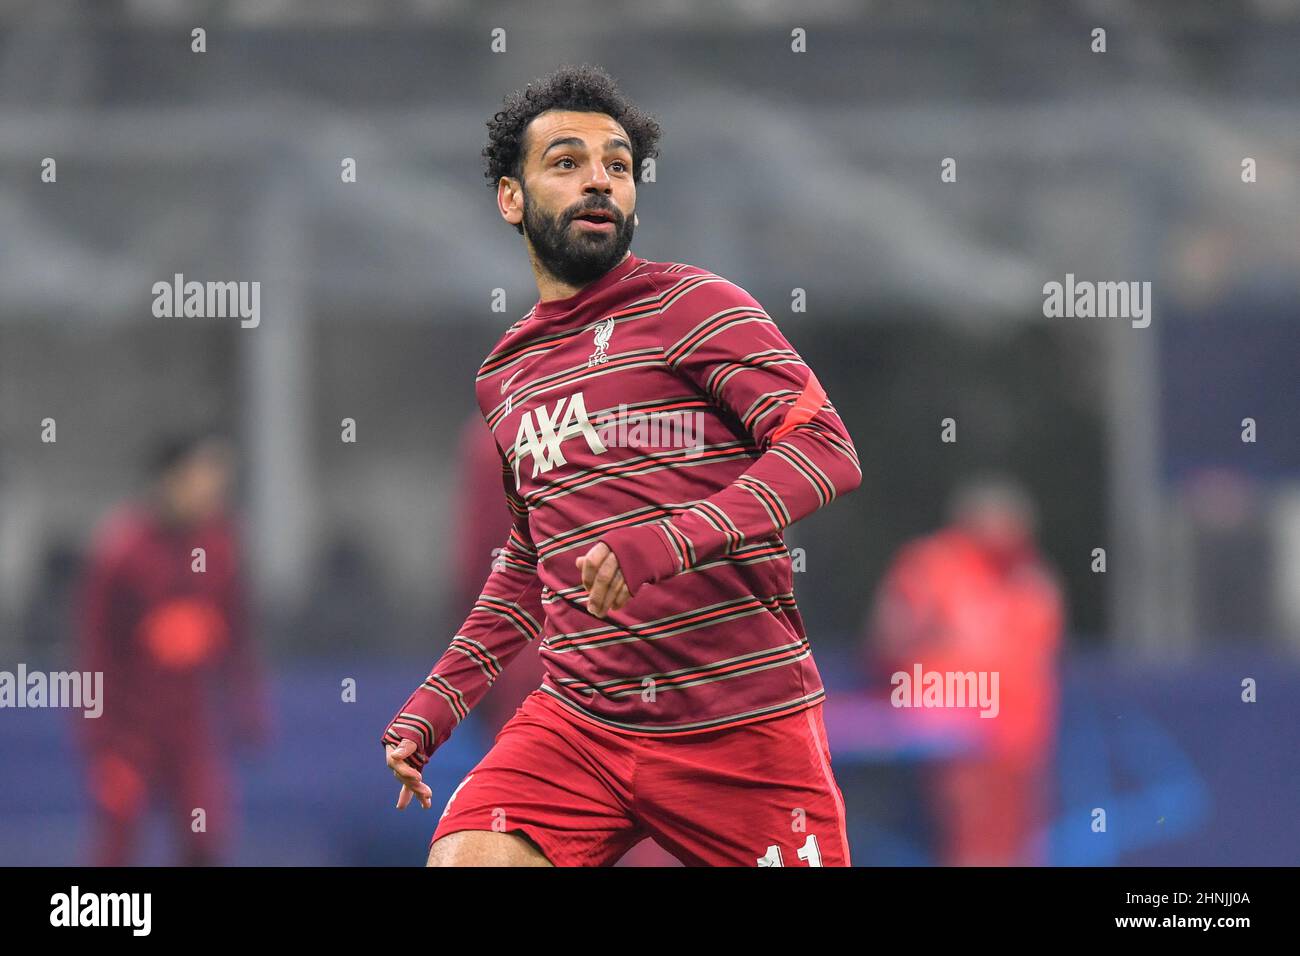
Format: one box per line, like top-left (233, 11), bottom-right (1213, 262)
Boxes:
top-left (76, 431), bottom-right (270, 866)
top-left (863, 475), bottom-right (1064, 865)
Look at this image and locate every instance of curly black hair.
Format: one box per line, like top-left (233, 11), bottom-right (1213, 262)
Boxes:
top-left (483, 64), bottom-right (662, 235)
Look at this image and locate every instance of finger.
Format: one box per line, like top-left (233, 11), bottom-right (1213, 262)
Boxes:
top-left (585, 555), bottom-right (609, 613)
top-left (574, 546), bottom-right (591, 587)
top-left (399, 777), bottom-right (433, 810)
top-left (610, 579), bottom-right (631, 611)
top-left (389, 755), bottom-right (424, 786)
top-left (587, 552), bottom-right (620, 615)
top-left (600, 571), bottom-right (627, 615)
top-left (576, 542), bottom-right (608, 590)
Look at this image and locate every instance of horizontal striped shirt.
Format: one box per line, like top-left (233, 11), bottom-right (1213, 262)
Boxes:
top-left (383, 251), bottom-right (861, 769)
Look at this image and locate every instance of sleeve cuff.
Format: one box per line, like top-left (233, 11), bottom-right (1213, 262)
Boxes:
top-left (381, 725), bottom-right (432, 771)
top-left (599, 522), bottom-right (681, 597)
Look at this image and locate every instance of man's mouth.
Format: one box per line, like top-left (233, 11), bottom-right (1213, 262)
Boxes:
top-left (571, 209), bottom-right (617, 231)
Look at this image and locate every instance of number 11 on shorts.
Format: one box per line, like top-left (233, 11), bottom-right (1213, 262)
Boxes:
top-left (756, 834), bottom-right (822, 867)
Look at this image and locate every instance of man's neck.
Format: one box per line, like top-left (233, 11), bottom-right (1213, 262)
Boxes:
top-left (532, 250), bottom-right (630, 304)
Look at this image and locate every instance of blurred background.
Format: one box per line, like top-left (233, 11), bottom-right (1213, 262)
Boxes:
top-left (0, 0), bottom-right (1297, 865)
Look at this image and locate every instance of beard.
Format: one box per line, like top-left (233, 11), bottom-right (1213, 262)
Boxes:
top-left (522, 189), bottom-right (636, 286)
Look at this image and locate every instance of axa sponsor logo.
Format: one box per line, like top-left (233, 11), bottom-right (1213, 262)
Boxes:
top-left (513, 390), bottom-right (608, 484)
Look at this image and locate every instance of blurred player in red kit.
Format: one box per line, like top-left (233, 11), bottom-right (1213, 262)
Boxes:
top-left (864, 476), bottom-right (1064, 865)
top-left (76, 432), bottom-right (270, 866)
top-left (383, 65), bottom-right (863, 866)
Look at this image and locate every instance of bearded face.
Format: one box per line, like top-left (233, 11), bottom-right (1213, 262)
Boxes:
top-left (522, 186), bottom-right (636, 287)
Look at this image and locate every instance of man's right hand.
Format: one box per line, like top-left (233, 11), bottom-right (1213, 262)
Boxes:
top-left (386, 739), bottom-right (434, 810)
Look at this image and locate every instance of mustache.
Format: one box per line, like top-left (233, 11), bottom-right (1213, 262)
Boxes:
top-left (568, 202), bottom-right (622, 221)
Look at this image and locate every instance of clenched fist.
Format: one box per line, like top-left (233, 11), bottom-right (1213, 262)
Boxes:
top-left (575, 542), bottom-right (631, 617)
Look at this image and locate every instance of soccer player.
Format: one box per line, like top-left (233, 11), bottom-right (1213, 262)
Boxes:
top-left (383, 64), bottom-right (863, 866)
top-left (77, 431), bottom-right (270, 865)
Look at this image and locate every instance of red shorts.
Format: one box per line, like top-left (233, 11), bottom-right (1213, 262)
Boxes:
top-left (431, 689), bottom-right (851, 867)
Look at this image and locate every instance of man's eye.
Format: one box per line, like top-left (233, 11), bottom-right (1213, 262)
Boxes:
top-left (556, 157), bottom-right (575, 168)
top-left (610, 161), bottom-right (628, 172)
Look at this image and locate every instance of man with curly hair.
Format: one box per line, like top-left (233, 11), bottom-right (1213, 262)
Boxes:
top-left (383, 64), bottom-right (863, 867)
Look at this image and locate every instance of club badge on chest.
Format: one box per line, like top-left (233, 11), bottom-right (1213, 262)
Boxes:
top-left (587, 316), bottom-right (614, 367)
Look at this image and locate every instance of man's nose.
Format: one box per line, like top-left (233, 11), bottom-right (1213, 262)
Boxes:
top-left (583, 161), bottom-right (613, 190)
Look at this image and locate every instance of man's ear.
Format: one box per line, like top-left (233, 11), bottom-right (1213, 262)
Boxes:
top-left (500, 177), bottom-right (524, 228)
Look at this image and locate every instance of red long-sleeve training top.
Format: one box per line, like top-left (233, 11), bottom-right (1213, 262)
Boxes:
top-left (383, 251), bottom-right (862, 769)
